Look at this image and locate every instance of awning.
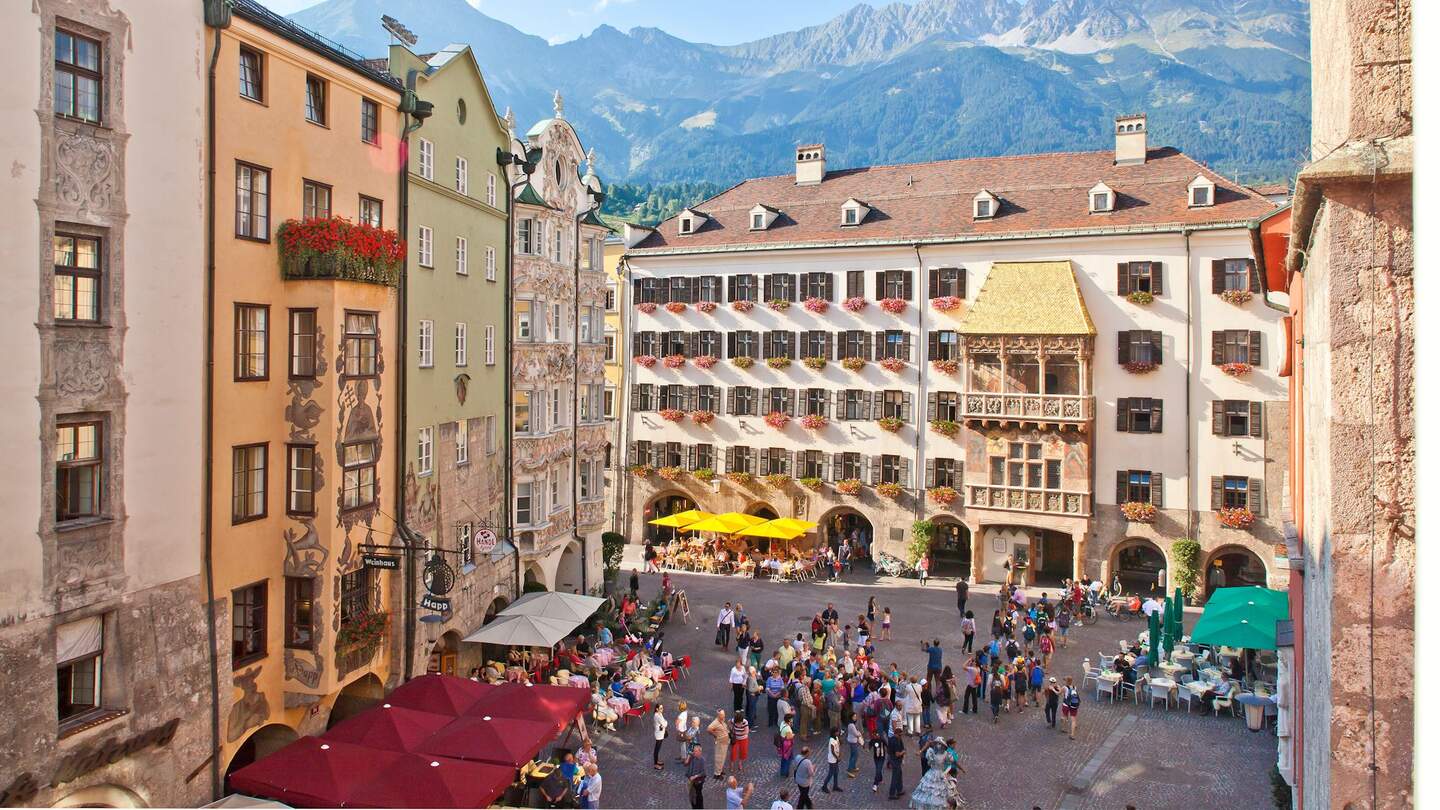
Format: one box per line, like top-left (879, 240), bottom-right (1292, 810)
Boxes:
top-left (465, 682), bottom-right (591, 734)
top-left (383, 674), bottom-right (495, 715)
top-left (462, 614), bottom-right (575, 647)
top-left (649, 509), bottom-right (713, 528)
top-left (227, 737), bottom-right (403, 808)
top-left (684, 513), bottom-right (767, 534)
top-left (202, 795), bottom-right (292, 808)
top-left (417, 715), bottom-right (554, 766)
top-left (322, 703), bottom-right (453, 752)
top-left (341, 752), bottom-right (515, 809)
top-left (736, 520), bottom-right (808, 540)
top-left (500, 591), bottom-right (605, 624)
top-left (1190, 586), bottom-right (1290, 651)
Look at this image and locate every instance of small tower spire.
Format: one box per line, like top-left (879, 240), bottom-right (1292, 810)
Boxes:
top-left (503, 106), bottom-right (515, 141)
top-left (553, 90), bottom-right (565, 120)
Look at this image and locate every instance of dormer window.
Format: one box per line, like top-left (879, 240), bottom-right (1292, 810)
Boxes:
top-left (973, 190), bottom-right (998, 220)
top-left (680, 217), bottom-right (692, 234)
top-left (748, 205), bottom-right (778, 231)
top-left (844, 208), bottom-right (858, 225)
top-left (751, 213), bottom-right (764, 229)
top-left (840, 198), bottom-right (869, 226)
top-left (676, 207), bottom-right (708, 236)
top-left (1089, 182), bottom-right (1115, 213)
top-left (1188, 174), bottom-right (1216, 208)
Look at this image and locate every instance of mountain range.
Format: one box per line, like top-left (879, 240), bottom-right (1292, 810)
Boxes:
top-left (292, 0), bottom-right (1311, 198)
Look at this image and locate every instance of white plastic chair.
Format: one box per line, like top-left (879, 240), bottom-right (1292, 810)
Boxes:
top-left (1177, 686), bottom-right (1198, 713)
top-left (1148, 682), bottom-right (1172, 710)
top-left (1096, 678), bottom-right (1117, 702)
top-left (1081, 661), bottom-right (1100, 691)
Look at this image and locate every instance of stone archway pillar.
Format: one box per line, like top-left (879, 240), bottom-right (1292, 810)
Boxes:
top-left (1073, 532), bottom-right (1088, 582)
top-left (967, 521), bottom-right (984, 583)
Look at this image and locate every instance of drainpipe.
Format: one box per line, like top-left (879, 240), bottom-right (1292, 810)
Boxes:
top-left (618, 257), bottom-right (636, 552)
top-left (1182, 227), bottom-right (1195, 542)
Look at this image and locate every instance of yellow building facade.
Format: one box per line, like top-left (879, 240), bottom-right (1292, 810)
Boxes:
top-left (603, 238), bottom-right (626, 530)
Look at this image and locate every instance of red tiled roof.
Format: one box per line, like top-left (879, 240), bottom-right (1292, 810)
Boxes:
top-left (630, 147), bottom-right (1278, 253)
top-left (1247, 182), bottom-right (1291, 196)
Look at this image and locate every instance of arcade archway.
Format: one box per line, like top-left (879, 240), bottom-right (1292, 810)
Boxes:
top-left (819, 507), bottom-right (873, 555)
top-left (644, 492), bottom-right (697, 543)
top-left (327, 672), bottom-right (384, 729)
top-left (224, 723), bottom-right (299, 781)
top-left (523, 562), bottom-right (548, 592)
top-left (52, 785), bottom-right (147, 808)
top-left (746, 502), bottom-right (778, 519)
top-left (427, 630), bottom-right (461, 677)
top-left (1203, 545), bottom-right (1268, 596)
top-left (929, 517), bottom-right (971, 578)
top-left (1111, 538), bottom-right (1168, 595)
top-left (556, 541), bottom-right (584, 594)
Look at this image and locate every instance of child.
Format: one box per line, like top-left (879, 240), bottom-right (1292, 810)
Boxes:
top-left (881, 607), bottom-right (892, 641)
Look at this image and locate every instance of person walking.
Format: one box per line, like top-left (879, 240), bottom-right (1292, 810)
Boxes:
top-left (685, 742), bottom-right (707, 808)
top-left (960, 611), bottom-right (975, 654)
top-left (578, 762), bottom-right (602, 809)
top-left (821, 729), bottom-right (843, 794)
top-left (794, 746), bottom-right (816, 808)
top-left (886, 730), bottom-right (906, 800)
top-left (916, 554), bottom-right (930, 586)
top-left (1029, 660), bottom-right (1045, 708)
top-left (653, 704), bottom-right (669, 769)
top-left (1061, 676), bottom-right (1080, 739)
top-left (955, 579), bottom-right (969, 622)
top-left (845, 714), bottom-right (863, 777)
top-left (935, 666), bottom-right (956, 727)
top-left (1043, 677), bottom-right (1061, 728)
top-left (644, 541), bottom-right (659, 573)
top-left (710, 710), bottom-right (732, 777)
top-left (730, 660), bottom-right (748, 714)
top-left (630, 568), bottom-right (641, 598)
top-left (880, 607), bottom-right (893, 640)
top-left (717, 602), bottom-right (736, 650)
top-left (988, 666), bottom-right (1005, 724)
top-left (901, 676), bottom-right (923, 735)
top-left (921, 638), bottom-right (944, 684)
top-left (724, 777), bottom-right (754, 810)
top-left (730, 714), bottom-right (751, 774)
top-left (962, 658), bottom-right (981, 715)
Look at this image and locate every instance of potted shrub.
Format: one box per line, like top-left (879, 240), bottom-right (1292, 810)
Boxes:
top-left (927, 486), bottom-right (959, 506)
top-left (762, 473), bottom-right (792, 488)
top-left (841, 356), bottom-right (866, 372)
top-left (764, 411), bottom-right (790, 430)
top-left (693, 467), bottom-right (716, 483)
top-left (1171, 538), bottom-right (1202, 600)
top-left (731, 300), bottom-right (755, 313)
top-left (835, 478), bottom-right (863, 496)
top-left (931, 358), bottom-right (959, 375)
top-left (665, 301), bottom-right (687, 314)
top-left (693, 355), bottom-right (718, 369)
top-left (929, 419), bottom-right (959, 437)
top-left (662, 354), bottom-right (686, 368)
top-left (732, 356), bottom-right (755, 369)
top-left (635, 354), bottom-right (658, 368)
top-left (842, 297), bottom-right (868, 312)
top-left (689, 409), bottom-right (715, 425)
top-left (799, 476), bottom-right (824, 491)
top-left (1121, 501), bottom-right (1158, 523)
top-left (803, 297), bottom-right (829, 314)
top-left (696, 300), bottom-right (718, 314)
top-left (768, 298), bottom-right (791, 311)
top-left (800, 413), bottom-right (828, 430)
top-left (879, 357), bottom-right (906, 373)
top-left (930, 296), bottom-right (962, 312)
top-left (1123, 360), bottom-right (1158, 374)
top-left (657, 466), bottom-right (683, 481)
top-left (726, 471), bottom-right (754, 485)
top-left (1220, 289), bottom-right (1254, 306)
top-left (1220, 362), bottom-right (1253, 377)
top-left (629, 463), bottom-right (654, 478)
top-left (802, 356), bottom-right (827, 371)
top-left (876, 416), bottom-right (903, 432)
top-left (637, 302), bottom-right (658, 314)
top-left (658, 408), bottom-right (685, 422)
top-left (876, 482), bottom-right (903, 500)
top-left (1127, 290), bottom-right (1155, 305)
top-left (1217, 506), bottom-right (1256, 530)
top-left (766, 356), bottom-right (792, 370)
top-left (879, 297), bottom-right (908, 314)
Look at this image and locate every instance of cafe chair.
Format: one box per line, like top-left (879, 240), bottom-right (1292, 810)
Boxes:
top-left (1147, 681), bottom-right (1172, 710)
top-left (676, 655), bottom-right (693, 680)
top-left (1096, 678), bottom-right (1118, 703)
top-left (622, 701), bottom-right (652, 728)
top-left (1081, 661), bottom-right (1100, 691)
top-left (1212, 692), bottom-right (1238, 718)
top-left (1177, 686), bottom-right (1199, 713)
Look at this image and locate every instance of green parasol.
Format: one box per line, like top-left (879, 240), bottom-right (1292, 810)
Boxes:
top-left (1147, 607), bottom-right (1162, 658)
top-left (1189, 587), bottom-right (1289, 651)
top-left (1204, 586), bottom-right (1288, 616)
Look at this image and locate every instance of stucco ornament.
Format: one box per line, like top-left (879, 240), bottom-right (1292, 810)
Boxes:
top-left (227, 668), bottom-right (270, 742)
top-left (53, 340), bottom-right (112, 398)
top-left (54, 128), bottom-right (120, 217)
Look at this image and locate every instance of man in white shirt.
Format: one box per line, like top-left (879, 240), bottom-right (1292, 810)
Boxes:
top-left (717, 602), bottom-right (736, 650)
top-left (770, 787), bottom-right (794, 810)
top-left (1141, 596), bottom-right (1161, 617)
top-left (730, 661), bottom-right (748, 714)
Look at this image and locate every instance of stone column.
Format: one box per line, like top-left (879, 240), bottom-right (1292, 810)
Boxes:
top-left (1072, 531), bottom-right (1087, 582)
top-left (969, 521), bottom-right (984, 583)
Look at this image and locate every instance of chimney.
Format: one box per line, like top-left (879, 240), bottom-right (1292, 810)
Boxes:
top-left (795, 143), bottom-right (825, 186)
top-left (1114, 113), bottom-right (1147, 166)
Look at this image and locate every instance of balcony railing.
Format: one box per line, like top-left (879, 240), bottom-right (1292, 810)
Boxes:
top-left (966, 484), bottom-right (1091, 516)
top-left (961, 392), bottom-right (1093, 424)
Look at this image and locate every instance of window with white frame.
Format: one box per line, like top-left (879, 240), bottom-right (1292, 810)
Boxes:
top-left (485, 246), bottom-right (496, 281)
top-left (417, 426), bottom-right (433, 475)
top-left (605, 281), bottom-right (617, 311)
top-left (455, 156), bottom-right (468, 195)
top-left (418, 226), bottom-right (433, 267)
top-left (57, 615), bottom-right (105, 723)
top-left (484, 324), bottom-right (495, 365)
top-left (454, 322), bottom-right (467, 366)
top-left (516, 300), bottom-right (533, 341)
top-left (579, 310), bottom-right (591, 343)
top-left (604, 328), bottom-right (616, 362)
top-left (550, 466), bottom-right (564, 510)
top-left (552, 385), bottom-right (564, 427)
top-left (457, 523), bottom-right (474, 568)
top-left (516, 481), bottom-right (534, 525)
top-left (455, 419), bottom-right (469, 465)
top-left (486, 173), bottom-right (497, 206)
top-left (550, 303), bottom-right (562, 341)
top-left (604, 385), bottom-right (615, 418)
top-left (417, 319), bottom-right (433, 367)
top-left (579, 459), bottom-right (592, 500)
top-left (455, 236), bottom-right (468, 275)
top-left (418, 138), bottom-right (433, 180)
top-left (517, 218), bottom-right (533, 254)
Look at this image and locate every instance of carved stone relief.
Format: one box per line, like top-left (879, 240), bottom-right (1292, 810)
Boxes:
top-left (226, 667), bottom-right (270, 743)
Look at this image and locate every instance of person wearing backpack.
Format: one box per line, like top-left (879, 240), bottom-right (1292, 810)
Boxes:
top-left (1043, 677), bottom-right (1061, 728)
top-left (1061, 675), bottom-right (1081, 739)
top-left (1029, 660), bottom-right (1045, 708)
top-left (988, 665), bottom-right (1006, 723)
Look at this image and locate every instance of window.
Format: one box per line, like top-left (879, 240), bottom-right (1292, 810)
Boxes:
top-left (605, 282), bottom-right (618, 312)
top-left (485, 246), bottom-right (497, 281)
top-left (877, 331), bottom-right (909, 361)
top-left (344, 312), bottom-right (378, 377)
top-left (457, 523), bottom-right (474, 567)
top-left (879, 454), bottom-right (902, 485)
top-left (1218, 476), bottom-right (1255, 510)
top-left (763, 331), bottom-right (794, 360)
top-left (288, 309), bottom-right (317, 379)
top-left (517, 218), bottom-right (533, 254)
top-left (360, 98), bottom-right (378, 144)
top-left (454, 322), bottom-right (468, 366)
top-left (340, 568), bottom-right (372, 626)
top-left (1116, 397), bottom-right (1163, 433)
top-left (604, 332), bottom-right (616, 362)
top-left (1214, 258), bottom-right (1257, 294)
top-left (234, 304), bottom-right (269, 380)
top-left (931, 391), bottom-right (959, 421)
top-left (232, 582), bottom-right (267, 665)
top-left (696, 331), bottom-right (720, 357)
top-left (286, 444), bottom-right (316, 515)
top-left (732, 386), bottom-right (756, 416)
top-left (516, 482), bottom-right (534, 525)
top-left (880, 390), bottom-right (908, 421)
top-left (692, 385), bottom-right (718, 413)
top-left (764, 274), bottom-right (796, 302)
top-left (55, 28), bottom-right (101, 123)
top-left (238, 46), bottom-right (263, 102)
top-left (728, 331), bottom-right (758, 360)
top-left (974, 198), bottom-right (992, 219)
top-left (417, 319), bottom-right (433, 367)
top-left (1046, 459), bottom-right (1061, 490)
top-left (455, 419), bottom-right (469, 465)
top-left (837, 452), bottom-right (862, 481)
top-left (284, 577), bottom-right (314, 650)
top-left (1213, 400), bottom-right (1263, 438)
top-left (340, 441), bottom-right (376, 510)
top-left (1089, 186), bottom-right (1114, 213)
top-left (418, 226), bottom-right (433, 267)
top-left (991, 440), bottom-right (1054, 491)
top-left (304, 74), bottom-right (327, 125)
top-left (603, 387), bottom-right (615, 418)
top-left (1117, 330), bottom-right (1162, 366)
top-left (551, 224), bottom-right (562, 262)
top-left (930, 457), bottom-right (959, 488)
top-left (516, 301), bottom-right (534, 341)
top-left (1192, 185), bottom-right (1211, 206)
top-left (929, 267), bottom-right (964, 299)
top-left (56, 616), bottom-right (104, 722)
top-left (761, 447), bottom-right (788, 477)
top-left (729, 274), bottom-right (759, 302)
top-left (845, 270), bottom-right (865, 299)
top-left (928, 330), bottom-right (959, 362)
top-left (455, 237), bottom-right (468, 275)
top-left (1119, 470), bottom-right (1158, 504)
top-left (484, 324), bottom-right (495, 365)
top-left (729, 446), bottom-right (755, 475)
top-left (843, 207), bottom-right (859, 225)
top-left (1213, 330), bottom-right (1260, 366)
top-left (359, 196), bottom-right (383, 228)
top-left (56, 421), bottom-right (102, 521)
top-left (750, 212), bottom-right (764, 230)
top-left (235, 163), bottom-right (270, 240)
top-left (302, 180), bottom-right (331, 219)
top-left (232, 443), bottom-right (267, 522)
top-left (765, 387), bottom-right (792, 416)
top-left (456, 157), bottom-right (468, 194)
top-left (486, 173), bottom-right (497, 206)
top-left (878, 269), bottom-right (911, 300)
top-left (680, 217), bottom-right (693, 235)
top-left (688, 443), bottom-right (713, 472)
top-left (663, 330), bottom-right (687, 357)
top-left (551, 303), bottom-right (563, 341)
top-left (514, 390), bottom-right (532, 432)
top-left (549, 470), bottom-right (561, 510)
top-left (418, 138), bottom-right (434, 180)
top-left (485, 415), bottom-right (497, 454)
top-left (416, 427), bottom-right (433, 476)
top-left (1118, 261), bottom-right (1161, 296)
top-left (52, 233), bottom-right (101, 322)
top-left (841, 390), bottom-right (866, 421)
top-left (840, 331), bottom-right (867, 361)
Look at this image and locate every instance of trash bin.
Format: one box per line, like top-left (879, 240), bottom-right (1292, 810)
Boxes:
top-left (1238, 694), bottom-right (1268, 732)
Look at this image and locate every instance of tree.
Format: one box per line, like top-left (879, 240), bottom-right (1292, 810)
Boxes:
top-left (1170, 539), bottom-right (1203, 601)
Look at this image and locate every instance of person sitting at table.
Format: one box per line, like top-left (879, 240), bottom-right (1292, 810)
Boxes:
top-left (1230, 652), bottom-right (1247, 683)
top-left (1198, 672), bottom-right (1238, 715)
top-left (1116, 655), bottom-right (1138, 686)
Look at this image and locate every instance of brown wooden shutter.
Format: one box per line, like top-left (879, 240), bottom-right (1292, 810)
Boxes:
top-left (1248, 478), bottom-right (1265, 515)
top-left (958, 268), bottom-right (967, 299)
top-left (1150, 261), bottom-right (1163, 296)
top-left (1117, 332), bottom-right (1131, 364)
top-left (872, 331), bottom-right (885, 360)
top-left (1211, 260), bottom-right (1224, 294)
top-left (847, 271), bottom-right (861, 299)
top-left (902, 271), bottom-right (914, 301)
top-left (627, 441), bottom-right (637, 466)
top-left (928, 331), bottom-right (940, 360)
top-left (1210, 477), bottom-right (1224, 511)
top-left (687, 333), bottom-right (699, 357)
top-left (724, 387), bottom-right (734, 415)
top-left (1248, 331), bottom-right (1261, 366)
top-left (925, 459), bottom-right (936, 488)
top-left (1116, 470), bottom-right (1129, 504)
top-left (869, 455), bottom-right (881, 485)
top-left (1211, 400), bottom-right (1224, 435)
top-left (862, 331), bottom-right (873, 360)
top-left (1211, 331), bottom-right (1224, 365)
top-left (1149, 331), bottom-right (1162, 364)
top-left (900, 457), bottom-right (912, 488)
top-left (874, 271), bottom-right (885, 300)
top-left (927, 393), bottom-right (938, 422)
top-left (1116, 398), bottom-right (1129, 432)
top-left (1150, 472), bottom-right (1164, 507)
top-left (686, 444), bottom-right (696, 470)
top-left (1249, 402), bottom-right (1263, 437)
top-left (1247, 259), bottom-right (1261, 293)
top-left (865, 391), bottom-right (876, 420)
top-left (831, 452), bottom-right (844, 480)
top-left (1116, 263), bottom-right (1130, 296)
top-left (902, 333), bottom-right (912, 362)
top-left (902, 392), bottom-right (913, 422)
top-left (928, 268), bottom-right (939, 299)
top-left (1150, 399), bottom-right (1163, 433)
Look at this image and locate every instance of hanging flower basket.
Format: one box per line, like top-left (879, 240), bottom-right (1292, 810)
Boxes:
top-left (835, 478), bottom-right (863, 496)
top-left (663, 354), bottom-right (687, 369)
top-left (802, 297), bottom-right (830, 314)
top-left (762, 473), bottom-right (792, 488)
top-left (879, 357), bottom-right (906, 373)
top-left (1123, 361), bottom-right (1158, 375)
top-left (629, 464), bottom-right (655, 478)
top-left (731, 300), bottom-right (755, 313)
top-left (336, 610), bottom-right (390, 651)
top-left (637, 302), bottom-right (658, 314)
top-left (726, 471), bottom-right (754, 485)
top-left (693, 467), bottom-right (716, 482)
top-left (1121, 501), bottom-right (1158, 522)
top-left (1220, 289), bottom-right (1254, 306)
top-left (658, 408), bottom-right (685, 422)
top-left (930, 296), bottom-right (963, 312)
top-left (1217, 506), bottom-right (1256, 529)
top-left (841, 357), bottom-right (866, 372)
top-left (664, 301), bottom-right (688, 314)
top-left (689, 409), bottom-right (715, 425)
top-left (842, 297), bottom-right (868, 313)
top-left (763, 411), bottom-right (790, 430)
top-left (732, 356), bottom-right (755, 369)
top-left (693, 355), bottom-right (718, 369)
top-left (635, 354), bottom-right (658, 368)
top-left (928, 486), bottom-right (959, 506)
top-left (768, 299), bottom-right (791, 311)
top-left (766, 357), bottom-right (792, 370)
top-left (1220, 362), bottom-right (1253, 378)
top-left (657, 466), bottom-right (683, 481)
top-left (875, 482), bottom-right (903, 500)
top-left (1126, 290), bottom-right (1155, 305)
top-left (929, 419), bottom-right (960, 437)
top-left (799, 476), bottom-right (824, 491)
top-left (876, 416), bottom-right (903, 433)
top-left (277, 218), bottom-right (405, 287)
top-left (802, 356), bottom-right (827, 371)
top-left (931, 358), bottom-right (959, 375)
top-left (801, 413), bottom-right (828, 430)
top-left (696, 300), bottom-right (718, 314)
top-left (879, 298), bottom-right (908, 314)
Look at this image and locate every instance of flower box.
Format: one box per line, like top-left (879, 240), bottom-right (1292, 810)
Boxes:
top-left (929, 419), bottom-right (959, 437)
top-left (696, 301), bottom-right (718, 314)
top-left (1126, 290), bottom-right (1155, 305)
top-left (665, 301), bottom-right (688, 314)
top-left (732, 356), bottom-right (755, 370)
top-left (663, 354), bottom-right (686, 369)
top-left (763, 411), bottom-right (790, 430)
top-left (726, 471), bottom-right (754, 485)
top-left (731, 300), bottom-right (755, 313)
top-left (799, 477), bottom-right (824, 491)
top-left (689, 410), bottom-right (715, 425)
top-left (1220, 362), bottom-right (1253, 378)
top-left (629, 464), bottom-right (655, 478)
top-left (879, 298), bottom-right (908, 314)
top-left (635, 354), bottom-right (658, 368)
top-left (657, 466), bottom-right (683, 481)
top-left (1217, 506), bottom-right (1256, 529)
top-left (693, 467), bottom-right (716, 482)
top-left (841, 357), bottom-right (866, 372)
top-left (835, 478), bottom-right (863, 496)
top-left (637, 302), bottom-right (658, 314)
top-left (879, 357), bottom-right (906, 373)
top-left (762, 473), bottom-right (792, 488)
top-left (768, 299), bottom-right (791, 311)
top-left (930, 358), bottom-right (959, 375)
top-left (693, 355), bottom-right (718, 369)
top-left (277, 217), bottom-right (405, 288)
top-left (1123, 361), bottom-right (1158, 375)
top-left (800, 413), bottom-right (828, 430)
top-left (875, 482), bottom-right (903, 500)
top-left (876, 416), bottom-right (903, 433)
top-left (336, 610), bottom-right (390, 651)
top-left (1219, 289), bottom-right (1254, 306)
top-left (841, 297), bottom-right (868, 312)
top-left (930, 296), bottom-right (962, 312)
top-left (928, 486), bottom-right (959, 505)
top-left (802, 356), bottom-right (827, 371)
top-left (1121, 501), bottom-right (1157, 523)
top-left (658, 408), bottom-right (685, 422)
top-left (766, 357), bottom-right (792, 370)
top-left (802, 297), bottom-right (830, 314)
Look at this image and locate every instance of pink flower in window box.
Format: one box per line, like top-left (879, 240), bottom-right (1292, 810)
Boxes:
top-left (841, 297), bottom-right (868, 312)
top-left (879, 357), bottom-right (906, 373)
top-left (689, 409), bottom-right (715, 425)
top-left (696, 300), bottom-right (718, 314)
top-left (768, 298), bottom-right (792, 311)
top-left (763, 411), bottom-right (790, 430)
top-left (835, 478), bottom-right (863, 496)
top-left (800, 413), bottom-right (828, 430)
top-left (658, 408), bottom-right (685, 422)
top-left (879, 298), bottom-right (908, 314)
top-left (875, 482), bottom-right (903, 500)
top-left (930, 296), bottom-right (962, 312)
top-left (693, 355), bottom-right (718, 369)
top-left (803, 297), bottom-right (830, 314)
top-left (1220, 362), bottom-right (1252, 378)
top-left (662, 354), bottom-right (686, 368)
top-left (1217, 506), bottom-right (1256, 529)
top-left (635, 354), bottom-right (658, 368)
top-left (931, 358), bottom-right (959, 375)
top-left (629, 464), bottom-right (654, 478)
top-left (929, 419), bottom-right (959, 437)
top-left (665, 301), bottom-right (688, 314)
top-left (841, 357), bottom-right (866, 372)
top-left (1219, 289), bottom-right (1254, 306)
top-left (1121, 501), bottom-right (1157, 522)
top-left (1123, 361), bottom-right (1158, 374)
top-left (766, 357), bottom-right (792, 370)
top-left (637, 302), bottom-right (658, 314)
top-left (731, 300), bottom-right (755, 313)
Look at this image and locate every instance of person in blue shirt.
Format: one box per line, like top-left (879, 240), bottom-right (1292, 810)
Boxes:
top-left (922, 639), bottom-right (944, 682)
top-left (1029, 661), bottom-right (1045, 708)
top-left (595, 621), bottom-right (613, 647)
top-left (765, 670), bottom-right (786, 727)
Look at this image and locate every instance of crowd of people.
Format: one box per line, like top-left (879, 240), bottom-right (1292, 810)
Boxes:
top-left (643, 536), bottom-right (866, 583)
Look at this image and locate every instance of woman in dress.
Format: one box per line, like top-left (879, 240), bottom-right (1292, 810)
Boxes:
top-left (909, 739), bottom-right (962, 809)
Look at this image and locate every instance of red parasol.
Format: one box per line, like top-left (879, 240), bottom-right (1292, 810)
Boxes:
top-left (383, 673), bottom-right (495, 715)
top-left (339, 752), bottom-right (516, 808)
top-left (322, 703), bottom-right (454, 753)
top-left (415, 714), bottom-right (554, 767)
top-left (227, 737), bottom-right (402, 808)
top-left (464, 682), bottom-right (590, 733)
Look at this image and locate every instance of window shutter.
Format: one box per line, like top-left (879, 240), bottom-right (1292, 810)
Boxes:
top-left (958, 268), bottom-right (967, 298)
top-left (925, 459), bottom-right (937, 488)
top-left (865, 391), bottom-right (876, 420)
top-left (873, 331), bottom-right (885, 360)
top-left (632, 332), bottom-right (642, 356)
top-left (763, 275), bottom-right (774, 301)
top-left (1249, 402), bottom-right (1263, 437)
top-left (927, 393), bottom-right (938, 422)
top-left (822, 332), bottom-right (832, 359)
top-left (631, 384), bottom-right (641, 410)
top-left (831, 452), bottom-right (843, 481)
top-left (722, 386), bottom-right (733, 416)
top-left (1116, 263), bottom-right (1130, 296)
top-left (788, 332), bottom-right (798, 360)
top-left (687, 332), bottom-right (699, 357)
top-left (928, 268), bottom-right (939, 299)
top-left (863, 332), bottom-right (873, 360)
top-left (1150, 261), bottom-right (1163, 296)
top-left (1151, 399), bottom-right (1163, 433)
top-left (1212, 401), bottom-right (1225, 436)
top-left (847, 272), bottom-right (861, 299)
top-left (1211, 332), bottom-right (1224, 365)
top-left (874, 271), bottom-right (884, 300)
top-left (901, 392), bottom-right (912, 423)
top-left (784, 451), bottom-right (794, 477)
top-left (1248, 478), bottom-right (1265, 515)
top-left (1116, 470), bottom-right (1128, 504)
top-left (821, 453), bottom-right (831, 482)
top-left (900, 457), bottom-right (912, 488)
top-left (1150, 472), bottom-right (1164, 507)
top-left (724, 446), bottom-right (735, 474)
top-left (632, 279), bottom-right (643, 304)
top-left (727, 332), bottom-right (737, 359)
top-left (686, 386), bottom-right (697, 411)
top-left (902, 333), bottom-right (912, 362)
top-left (1211, 260), bottom-right (1224, 294)
top-left (786, 389), bottom-right (796, 415)
top-left (726, 276), bottom-right (735, 302)
top-left (902, 271), bottom-right (914, 301)
top-left (627, 441), bottom-right (637, 466)
top-left (760, 451), bottom-right (771, 477)
top-left (826, 390), bottom-right (835, 418)
top-left (1117, 332), bottom-right (1131, 364)
top-left (1247, 259), bottom-right (1261, 293)
top-left (1116, 398), bottom-right (1129, 432)
top-left (1149, 331), bottom-right (1162, 364)
top-left (760, 334), bottom-right (771, 360)
top-left (1248, 331), bottom-right (1261, 366)
top-left (787, 275), bottom-right (798, 302)
top-left (1210, 477), bottom-right (1224, 511)
top-left (928, 331), bottom-right (939, 361)
top-left (868, 455), bottom-right (881, 486)
top-left (686, 445), bottom-right (696, 470)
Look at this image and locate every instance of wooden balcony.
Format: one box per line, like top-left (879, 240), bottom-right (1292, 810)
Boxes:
top-left (966, 484), bottom-right (1091, 517)
top-left (961, 392), bottom-right (1093, 427)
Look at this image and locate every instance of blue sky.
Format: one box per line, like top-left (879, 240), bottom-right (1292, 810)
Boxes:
top-left (266, 0), bottom-right (908, 45)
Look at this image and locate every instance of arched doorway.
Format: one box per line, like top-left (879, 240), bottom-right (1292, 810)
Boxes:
top-left (1204, 546), bottom-right (1268, 596)
top-left (820, 508), bottom-right (873, 554)
top-left (327, 672), bottom-right (384, 729)
top-left (523, 563), bottom-right (548, 592)
top-left (644, 492), bottom-right (697, 543)
top-left (929, 518), bottom-right (971, 579)
top-left (52, 785), bottom-right (147, 808)
top-left (477, 597), bottom-right (509, 666)
top-left (556, 541), bottom-right (584, 594)
top-left (746, 502), bottom-right (778, 520)
top-left (1111, 539), bottom-right (1167, 595)
top-left (224, 723), bottom-right (299, 781)
top-left (427, 630), bottom-right (461, 676)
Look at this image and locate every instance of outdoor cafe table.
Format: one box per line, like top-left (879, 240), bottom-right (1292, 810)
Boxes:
top-left (1172, 650), bottom-right (1196, 667)
top-left (1236, 692), bottom-right (1277, 731)
top-left (1149, 677), bottom-right (1178, 707)
top-left (1158, 662), bottom-right (1188, 679)
top-left (1200, 667), bottom-right (1224, 682)
top-left (1098, 670), bottom-right (1123, 700)
top-left (1183, 680), bottom-right (1210, 698)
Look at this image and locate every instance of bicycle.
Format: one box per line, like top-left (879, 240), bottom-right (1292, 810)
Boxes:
top-left (1105, 597), bottom-right (1138, 620)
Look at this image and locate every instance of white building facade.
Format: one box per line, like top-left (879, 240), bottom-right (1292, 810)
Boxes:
top-left (621, 117), bottom-right (1290, 591)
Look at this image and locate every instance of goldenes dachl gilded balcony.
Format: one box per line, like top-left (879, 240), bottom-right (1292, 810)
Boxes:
top-left (966, 484), bottom-right (1091, 516)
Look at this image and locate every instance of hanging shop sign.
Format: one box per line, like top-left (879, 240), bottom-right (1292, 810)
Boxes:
top-left (423, 555), bottom-right (456, 596)
top-left (420, 594), bottom-right (451, 612)
top-left (363, 553), bottom-right (401, 570)
top-left (474, 528), bottom-right (498, 553)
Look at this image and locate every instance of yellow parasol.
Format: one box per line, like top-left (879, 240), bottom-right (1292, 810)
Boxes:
top-left (648, 509), bottom-right (714, 528)
top-left (684, 514), bottom-right (760, 534)
top-left (735, 520), bottom-right (809, 540)
top-left (716, 512), bottom-right (769, 527)
top-left (769, 518), bottom-right (819, 533)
